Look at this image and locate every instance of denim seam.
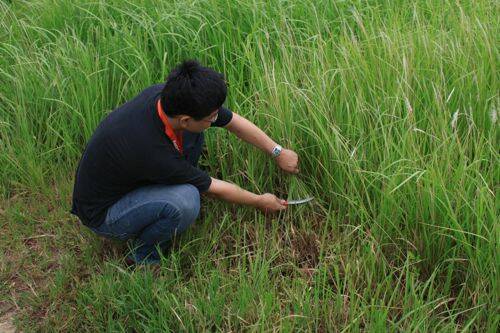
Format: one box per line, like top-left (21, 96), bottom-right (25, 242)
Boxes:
top-left (157, 201), bottom-right (182, 221)
top-left (91, 228), bottom-right (130, 240)
top-left (106, 200), bottom-right (182, 226)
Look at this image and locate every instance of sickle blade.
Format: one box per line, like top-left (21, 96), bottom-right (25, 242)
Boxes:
top-left (286, 196), bottom-right (314, 205)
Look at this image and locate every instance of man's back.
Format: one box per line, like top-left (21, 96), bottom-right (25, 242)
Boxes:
top-left (70, 84), bottom-right (211, 227)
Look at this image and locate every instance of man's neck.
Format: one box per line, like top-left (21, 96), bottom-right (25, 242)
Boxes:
top-left (167, 116), bottom-right (183, 135)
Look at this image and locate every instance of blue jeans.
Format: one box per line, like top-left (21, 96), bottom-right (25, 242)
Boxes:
top-left (90, 131), bottom-right (204, 264)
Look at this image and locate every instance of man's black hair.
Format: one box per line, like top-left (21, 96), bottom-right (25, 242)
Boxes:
top-left (160, 60), bottom-right (227, 120)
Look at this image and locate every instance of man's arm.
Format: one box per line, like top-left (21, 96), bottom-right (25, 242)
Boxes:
top-left (224, 113), bottom-right (277, 154)
top-left (224, 113), bottom-right (299, 174)
top-left (205, 177), bottom-right (287, 213)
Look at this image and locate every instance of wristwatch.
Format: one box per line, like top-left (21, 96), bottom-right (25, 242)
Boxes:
top-left (271, 144), bottom-right (282, 158)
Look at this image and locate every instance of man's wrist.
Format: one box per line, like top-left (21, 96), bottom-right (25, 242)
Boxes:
top-left (252, 194), bottom-right (263, 208)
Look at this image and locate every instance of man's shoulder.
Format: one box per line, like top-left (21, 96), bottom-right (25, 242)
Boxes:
top-left (107, 83), bottom-right (165, 120)
top-left (84, 83), bottom-right (165, 147)
top-left (141, 83), bottom-right (165, 97)
top-left (113, 83), bottom-right (165, 112)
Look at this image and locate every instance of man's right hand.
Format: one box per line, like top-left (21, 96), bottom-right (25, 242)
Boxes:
top-left (256, 193), bottom-right (287, 214)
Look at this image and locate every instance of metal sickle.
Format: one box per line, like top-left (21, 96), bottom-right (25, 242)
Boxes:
top-left (284, 196), bottom-right (314, 205)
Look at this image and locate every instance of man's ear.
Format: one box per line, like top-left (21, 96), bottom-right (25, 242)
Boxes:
top-left (178, 115), bottom-right (192, 129)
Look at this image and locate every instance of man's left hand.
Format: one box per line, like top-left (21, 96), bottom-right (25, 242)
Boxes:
top-left (275, 148), bottom-right (299, 174)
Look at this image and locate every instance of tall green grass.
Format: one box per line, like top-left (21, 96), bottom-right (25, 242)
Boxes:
top-left (0, 0), bottom-right (498, 331)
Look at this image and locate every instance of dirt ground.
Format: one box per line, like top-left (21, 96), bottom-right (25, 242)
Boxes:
top-left (0, 311), bottom-right (17, 333)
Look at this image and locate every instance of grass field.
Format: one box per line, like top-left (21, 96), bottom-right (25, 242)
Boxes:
top-left (0, 0), bottom-right (498, 331)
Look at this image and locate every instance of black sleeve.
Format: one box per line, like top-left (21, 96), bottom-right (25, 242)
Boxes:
top-left (145, 153), bottom-right (212, 193)
top-left (211, 106), bottom-right (233, 128)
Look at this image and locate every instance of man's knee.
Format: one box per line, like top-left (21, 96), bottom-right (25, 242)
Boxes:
top-left (175, 184), bottom-right (201, 223)
top-left (156, 184), bottom-right (200, 231)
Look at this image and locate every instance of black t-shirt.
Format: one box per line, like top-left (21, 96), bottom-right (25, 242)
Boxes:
top-left (70, 83), bottom-right (233, 227)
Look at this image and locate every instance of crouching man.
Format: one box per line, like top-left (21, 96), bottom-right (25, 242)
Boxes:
top-left (70, 60), bottom-right (299, 264)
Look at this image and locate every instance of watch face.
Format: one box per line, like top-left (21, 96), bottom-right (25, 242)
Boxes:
top-left (272, 146), bottom-right (282, 157)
